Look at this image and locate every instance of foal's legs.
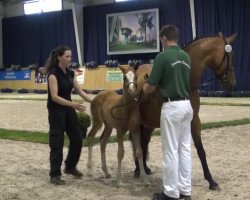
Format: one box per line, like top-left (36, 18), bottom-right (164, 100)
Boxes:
top-left (116, 129), bottom-right (126, 187)
top-left (87, 123), bottom-right (102, 171)
top-left (130, 128), bottom-right (150, 186)
top-left (100, 125), bottom-right (112, 178)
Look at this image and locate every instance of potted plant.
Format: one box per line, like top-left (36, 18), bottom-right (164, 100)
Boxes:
top-left (76, 112), bottom-right (91, 138)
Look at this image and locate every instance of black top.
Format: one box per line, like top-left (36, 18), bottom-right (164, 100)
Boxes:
top-left (47, 66), bottom-right (74, 109)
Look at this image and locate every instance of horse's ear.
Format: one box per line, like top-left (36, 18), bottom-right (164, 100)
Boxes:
top-left (227, 33), bottom-right (237, 44)
top-left (118, 65), bottom-right (127, 74)
top-left (134, 64), bottom-right (140, 71)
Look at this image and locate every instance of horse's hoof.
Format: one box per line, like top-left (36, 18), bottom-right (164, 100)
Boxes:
top-left (116, 181), bottom-right (123, 188)
top-left (145, 166), bottom-right (153, 175)
top-left (134, 168), bottom-right (140, 178)
top-left (209, 183), bottom-right (221, 191)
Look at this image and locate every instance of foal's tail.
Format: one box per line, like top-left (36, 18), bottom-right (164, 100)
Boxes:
top-left (87, 95), bottom-right (104, 170)
top-left (87, 95), bottom-right (104, 142)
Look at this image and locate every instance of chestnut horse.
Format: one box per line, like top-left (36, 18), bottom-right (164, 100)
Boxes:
top-left (87, 66), bottom-right (149, 187)
top-left (134, 33), bottom-right (237, 190)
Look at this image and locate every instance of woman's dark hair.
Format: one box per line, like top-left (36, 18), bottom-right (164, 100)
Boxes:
top-left (45, 45), bottom-right (71, 75)
top-left (159, 25), bottom-right (178, 42)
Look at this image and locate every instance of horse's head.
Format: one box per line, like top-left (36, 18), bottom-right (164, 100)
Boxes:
top-left (210, 33), bottom-right (237, 91)
top-left (119, 65), bottom-right (138, 95)
top-left (135, 64), bottom-right (153, 90)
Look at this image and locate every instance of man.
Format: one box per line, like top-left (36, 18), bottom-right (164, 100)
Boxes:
top-left (143, 25), bottom-right (193, 200)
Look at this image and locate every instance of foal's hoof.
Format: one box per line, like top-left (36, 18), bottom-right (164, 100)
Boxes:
top-left (145, 166), bottom-right (152, 175)
top-left (116, 180), bottom-right (123, 188)
top-left (105, 174), bottom-right (111, 178)
top-left (209, 183), bottom-right (221, 191)
top-left (142, 178), bottom-right (150, 187)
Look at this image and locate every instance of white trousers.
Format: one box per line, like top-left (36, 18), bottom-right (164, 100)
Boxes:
top-left (160, 100), bottom-right (193, 198)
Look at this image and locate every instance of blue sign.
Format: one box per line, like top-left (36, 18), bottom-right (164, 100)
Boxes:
top-left (0, 70), bottom-right (31, 81)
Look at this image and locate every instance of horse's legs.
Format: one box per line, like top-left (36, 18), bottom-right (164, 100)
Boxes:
top-left (134, 124), bottom-right (154, 177)
top-left (130, 128), bottom-right (150, 186)
top-left (100, 125), bottom-right (112, 178)
top-left (192, 114), bottom-right (220, 190)
top-left (116, 130), bottom-right (126, 187)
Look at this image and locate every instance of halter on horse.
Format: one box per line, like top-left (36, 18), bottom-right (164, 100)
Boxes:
top-left (197, 35), bottom-right (235, 90)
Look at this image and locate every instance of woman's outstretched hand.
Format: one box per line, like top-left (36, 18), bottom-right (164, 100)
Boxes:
top-left (71, 102), bottom-right (86, 112)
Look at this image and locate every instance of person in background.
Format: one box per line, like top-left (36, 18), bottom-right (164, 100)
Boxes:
top-left (143, 25), bottom-right (193, 200)
top-left (45, 45), bottom-right (93, 185)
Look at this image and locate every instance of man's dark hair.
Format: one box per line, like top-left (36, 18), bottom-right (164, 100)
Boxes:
top-left (159, 25), bottom-right (178, 41)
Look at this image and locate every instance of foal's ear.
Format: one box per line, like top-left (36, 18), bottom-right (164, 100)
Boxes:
top-left (118, 65), bottom-right (127, 74)
top-left (227, 33), bottom-right (237, 44)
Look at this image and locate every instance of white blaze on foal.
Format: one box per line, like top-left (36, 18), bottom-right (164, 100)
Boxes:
top-left (125, 71), bottom-right (136, 93)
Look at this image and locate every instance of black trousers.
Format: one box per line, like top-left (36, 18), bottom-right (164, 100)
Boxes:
top-left (48, 107), bottom-right (83, 177)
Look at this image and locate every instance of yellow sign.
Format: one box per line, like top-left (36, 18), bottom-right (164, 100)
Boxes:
top-left (106, 68), bottom-right (123, 82)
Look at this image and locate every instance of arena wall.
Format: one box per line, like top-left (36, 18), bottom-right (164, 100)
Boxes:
top-left (0, 66), bottom-right (123, 91)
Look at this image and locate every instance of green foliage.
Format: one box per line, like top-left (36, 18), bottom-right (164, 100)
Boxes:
top-left (121, 27), bottom-right (133, 43)
top-left (109, 43), bottom-right (155, 51)
top-left (77, 112), bottom-right (91, 130)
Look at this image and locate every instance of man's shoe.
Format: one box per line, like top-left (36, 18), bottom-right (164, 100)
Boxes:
top-left (153, 193), bottom-right (178, 200)
top-left (64, 168), bottom-right (83, 178)
top-left (50, 176), bottom-right (66, 185)
top-left (179, 194), bottom-right (192, 200)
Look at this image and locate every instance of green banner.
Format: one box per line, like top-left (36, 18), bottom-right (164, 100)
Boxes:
top-left (106, 68), bottom-right (123, 82)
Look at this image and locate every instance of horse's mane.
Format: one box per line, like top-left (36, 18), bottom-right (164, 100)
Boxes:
top-left (181, 35), bottom-right (222, 50)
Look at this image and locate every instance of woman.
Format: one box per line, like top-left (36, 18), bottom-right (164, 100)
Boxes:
top-left (45, 46), bottom-right (92, 185)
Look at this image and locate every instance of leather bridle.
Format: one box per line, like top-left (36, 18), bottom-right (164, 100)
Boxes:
top-left (215, 37), bottom-right (234, 84)
top-left (199, 37), bottom-right (234, 88)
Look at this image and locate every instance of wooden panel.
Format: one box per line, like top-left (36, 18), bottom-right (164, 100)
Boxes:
top-left (0, 66), bottom-right (123, 91)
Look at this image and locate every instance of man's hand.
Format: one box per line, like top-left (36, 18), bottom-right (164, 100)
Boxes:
top-left (143, 83), bottom-right (149, 92)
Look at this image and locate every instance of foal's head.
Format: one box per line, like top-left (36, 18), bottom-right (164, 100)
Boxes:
top-left (119, 65), bottom-right (138, 95)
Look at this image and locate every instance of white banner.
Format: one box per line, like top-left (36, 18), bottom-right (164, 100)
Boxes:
top-left (75, 67), bottom-right (85, 84)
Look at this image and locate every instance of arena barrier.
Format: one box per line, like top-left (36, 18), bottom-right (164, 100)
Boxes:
top-left (0, 66), bottom-right (123, 91)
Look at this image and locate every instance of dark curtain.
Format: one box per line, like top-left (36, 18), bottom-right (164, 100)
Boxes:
top-left (83, 0), bottom-right (192, 65)
top-left (194, 0), bottom-right (250, 91)
top-left (2, 10), bottom-right (77, 68)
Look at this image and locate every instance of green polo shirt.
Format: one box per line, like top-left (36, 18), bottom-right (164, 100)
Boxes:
top-left (148, 46), bottom-right (191, 98)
